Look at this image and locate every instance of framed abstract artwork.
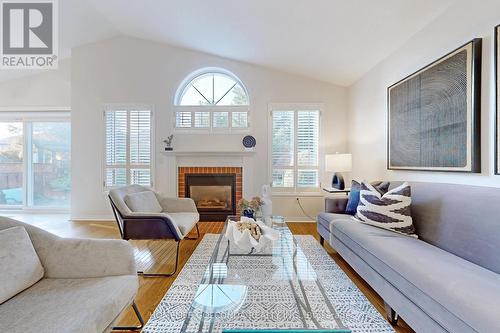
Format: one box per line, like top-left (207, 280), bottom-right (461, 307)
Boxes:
top-left (387, 39), bottom-right (482, 172)
top-left (495, 25), bottom-right (500, 174)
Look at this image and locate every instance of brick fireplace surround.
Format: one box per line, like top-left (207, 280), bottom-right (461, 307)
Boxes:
top-left (178, 166), bottom-right (243, 204)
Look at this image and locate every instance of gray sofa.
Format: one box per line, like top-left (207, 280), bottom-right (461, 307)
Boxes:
top-left (317, 182), bottom-right (500, 333)
top-left (0, 216), bottom-right (139, 333)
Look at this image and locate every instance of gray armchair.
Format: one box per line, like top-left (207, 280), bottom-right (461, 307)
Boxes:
top-left (0, 216), bottom-right (142, 332)
top-left (108, 185), bottom-right (200, 277)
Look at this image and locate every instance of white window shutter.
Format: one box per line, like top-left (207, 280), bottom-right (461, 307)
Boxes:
top-left (130, 110), bottom-right (151, 165)
top-left (231, 111), bottom-right (248, 128)
top-left (213, 111), bottom-right (229, 128)
top-left (271, 110), bottom-right (295, 188)
top-left (175, 111), bottom-right (192, 127)
top-left (105, 110), bottom-right (127, 187)
top-left (297, 110), bottom-right (319, 167)
top-left (194, 111), bottom-right (210, 127)
top-left (105, 110), bottom-right (127, 166)
top-left (104, 107), bottom-right (152, 188)
top-left (271, 111), bottom-right (295, 168)
top-left (129, 110), bottom-right (152, 186)
top-left (270, 107), bottom-right (320, 190)
top-left (297, 110), bottom-right (320, 187)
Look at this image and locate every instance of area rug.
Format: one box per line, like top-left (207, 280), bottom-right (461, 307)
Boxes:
top-left (143, 234), bottom-right (395, 333)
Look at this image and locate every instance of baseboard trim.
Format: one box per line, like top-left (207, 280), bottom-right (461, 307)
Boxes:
top-left (70, 216), bottom-right (114, 222)
top-left (283, 217), bottom-right (316, 223)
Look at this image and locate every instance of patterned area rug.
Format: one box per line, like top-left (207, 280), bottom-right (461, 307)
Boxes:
top-left (143, 234), bottom-right (394, 333)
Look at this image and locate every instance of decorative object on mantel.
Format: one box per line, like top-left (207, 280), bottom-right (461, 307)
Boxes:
top-left (260, 185), bottom-right (272, 223)
top-left (388, 39), bottom-right (481, 172)
top-left (161, 150), bottom-right (255, 156)
top-left (163, 134), bottom-right (174, 151)
top-left (325, 153), bottom-right (352, 190)
top-left (242, 135), bottom-right (256, 151)
top-left (225, 216), bottom-right (279, 253)
top-left (237, 196), bottom-right (264, 220)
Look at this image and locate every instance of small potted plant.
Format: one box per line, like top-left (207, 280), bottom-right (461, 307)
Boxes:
top-left (237, 196), bottom-right (264, 220)
top-left (163, 134), bottom-right (174, 151)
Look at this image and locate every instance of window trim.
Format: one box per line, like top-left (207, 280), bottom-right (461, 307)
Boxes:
top-left (268, 103), bottom-right (324, 195)
top-left (102, 103), bottom-right (155, 191)
top-left (0, 108), bottom-right (71, 212)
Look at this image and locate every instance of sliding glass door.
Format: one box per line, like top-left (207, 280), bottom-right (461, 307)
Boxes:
top-left (31, 122), bottom-right (71, 207)
top-left (0, 115), bottom-right (70, 209)
top-left (0, 122), bottom-right (23, 206)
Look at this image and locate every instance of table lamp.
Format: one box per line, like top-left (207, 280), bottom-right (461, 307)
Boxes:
top-left (325, 153), bottom-right (352, 190)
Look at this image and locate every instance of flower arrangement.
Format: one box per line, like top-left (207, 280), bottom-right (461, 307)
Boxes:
top-left (237, 196), bottom-right (264, 219)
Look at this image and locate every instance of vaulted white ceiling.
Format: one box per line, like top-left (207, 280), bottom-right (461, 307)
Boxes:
top-left (88, 0), bottom-right (454, 86)
top-left (1, 0), bottom-right (456, 86)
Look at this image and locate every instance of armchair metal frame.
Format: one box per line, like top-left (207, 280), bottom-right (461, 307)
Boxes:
top-left (112, 302), bottom-right (145, 331)
top-left (109, 196), bottom-right (199, 277)
top-left (185, 223), bottom-right (200, 240)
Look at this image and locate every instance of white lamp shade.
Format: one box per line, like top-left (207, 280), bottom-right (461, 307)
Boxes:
top-left (325, 153), bottom-right (352, 172)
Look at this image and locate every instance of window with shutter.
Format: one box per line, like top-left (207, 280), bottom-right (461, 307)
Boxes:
top-left (173, 68), bottom-right (251, 131)
top-left (104, 106), bottom-right (153, 188)
top-left (270, 105), bottom-right (321, 192)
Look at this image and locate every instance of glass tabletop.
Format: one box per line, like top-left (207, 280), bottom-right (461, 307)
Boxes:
top-left (180, 216), bottom-right (350, 332)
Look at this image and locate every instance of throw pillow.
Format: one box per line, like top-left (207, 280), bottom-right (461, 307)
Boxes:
top-left (355, 181), bottom-right (416, 237)
top-left (0, 226), bottom-right (44, 304)
top-left (345, 180), bottom-right (390, 215)
top-left (124, 191), bottom-right (163, 213)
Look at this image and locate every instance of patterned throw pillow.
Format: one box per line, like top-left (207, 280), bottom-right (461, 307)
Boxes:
top-left (355, 182), bottom-right (416, 237)
top-left (345, 180), bottom-right (390, 215)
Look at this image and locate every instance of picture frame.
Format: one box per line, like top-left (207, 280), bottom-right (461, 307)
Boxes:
top-left (387, 39), bottom-right (482, 172)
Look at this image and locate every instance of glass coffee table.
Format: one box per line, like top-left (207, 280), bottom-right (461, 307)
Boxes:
top-left (180, 215), bottom-right (350, 333)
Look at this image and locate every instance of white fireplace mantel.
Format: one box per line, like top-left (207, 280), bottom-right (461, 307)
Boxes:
top-left (162, 149), bottom-right (256, 157)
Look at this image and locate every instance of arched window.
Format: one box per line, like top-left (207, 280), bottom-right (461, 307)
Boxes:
top-left (174, 68), bottom-right (250, 130)
top-left (176, 69), bottom-right (249, 106)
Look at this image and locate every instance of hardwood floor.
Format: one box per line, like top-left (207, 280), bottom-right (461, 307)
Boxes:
top-left (17, 216), bottom-right (414, 333)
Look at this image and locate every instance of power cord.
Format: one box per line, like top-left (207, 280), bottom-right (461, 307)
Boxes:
top-left (296, 197), bottom-right (315, 221)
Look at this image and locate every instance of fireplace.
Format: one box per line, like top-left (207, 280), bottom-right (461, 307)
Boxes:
top-left (178, 167), bottom-right (242, 221)
top-left (186, 174), bottom-right (235, 221)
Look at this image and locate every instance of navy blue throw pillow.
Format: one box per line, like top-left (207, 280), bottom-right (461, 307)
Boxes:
top-left (345, 180), bottom-right (390, 215)
top-left (345, 181), bottom-right (361, 215)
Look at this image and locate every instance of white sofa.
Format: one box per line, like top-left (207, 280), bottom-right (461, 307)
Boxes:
top-left (0, 216), bottom-right (139, 333)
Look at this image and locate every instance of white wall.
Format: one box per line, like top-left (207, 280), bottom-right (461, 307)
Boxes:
top-left (0, 60), bottom-right (71, 107)
top-left (71, 36), bottom-right (348, 220)
top-left (348, 0), bottom-right (500, 186)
